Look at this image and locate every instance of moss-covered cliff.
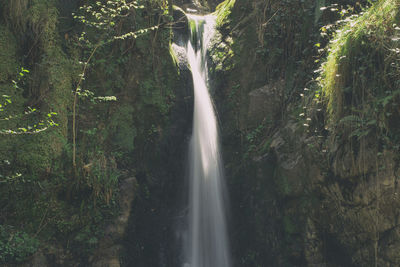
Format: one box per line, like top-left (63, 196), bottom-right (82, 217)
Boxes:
top-left (0, 0), bottom-right (189, 265)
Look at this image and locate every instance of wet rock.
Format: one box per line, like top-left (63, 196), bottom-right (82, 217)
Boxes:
top-left (172, 5), bottom-right (189, 41)
top-left (247, 80), bottom-right (284, 128)
top-left (171, 43), bottom-right (189, 71)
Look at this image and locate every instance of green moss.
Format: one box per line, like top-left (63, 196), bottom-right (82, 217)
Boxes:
top-left (0, 225), bottom-right (39, 263)
top-left (283, 215), bottom-right (297, 235)
top-left (0, 26), bottom-right (18, 82)
top-left (44, 46), bottom-right (74, 138)
top-left (2, 0), bottom-right (30, 33)
top-left (109, 104), bottom-right (137, 152)
top-left (28, 0), bottom-right (58, 46)
top-left (277, 175), bottom-right (291, 196)
top-left (14, 133), bottom-right (55, 175)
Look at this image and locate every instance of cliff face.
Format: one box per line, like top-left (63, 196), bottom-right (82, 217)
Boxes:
top-left (211, 0), bottom-right (400, 266)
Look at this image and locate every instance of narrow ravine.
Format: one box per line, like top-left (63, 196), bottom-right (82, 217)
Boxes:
top-left (184, 14), bottom-right (231, 267)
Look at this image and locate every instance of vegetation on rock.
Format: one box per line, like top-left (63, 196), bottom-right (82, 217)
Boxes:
top-left (0, 0), bottom-right (399, 266)
top-left (210, 0), bottom-right (400, 266)
top-left (0, 0), bottom-right (179, 264)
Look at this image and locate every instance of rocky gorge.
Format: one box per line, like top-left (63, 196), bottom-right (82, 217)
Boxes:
top-left (0, 0), bottom-right (399, 266)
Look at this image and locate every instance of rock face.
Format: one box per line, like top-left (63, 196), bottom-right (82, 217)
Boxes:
top-left (209, 0), bottom-right (400, 266)
top-left (172, 6), bottom-right (189, 42)
top-left (247, 81), bottom-right (283, 127)
top-left (91, 178), bottom-right (137, 267)
top-left (224, 86), bottom-right (400, 266)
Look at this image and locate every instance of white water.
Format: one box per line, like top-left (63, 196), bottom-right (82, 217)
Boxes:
top-left (184, 14), bottom-right (231, 267)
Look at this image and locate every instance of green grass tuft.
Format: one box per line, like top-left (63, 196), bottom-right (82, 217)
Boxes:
top-left (321, 0), bottom-right (400, 123)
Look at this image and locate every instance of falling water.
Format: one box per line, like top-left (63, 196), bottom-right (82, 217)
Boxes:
top-left (184, 14), bottom-right (231, 267)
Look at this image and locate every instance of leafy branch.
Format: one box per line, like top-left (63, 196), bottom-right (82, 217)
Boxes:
top-left (0, 68), bottom-right (58, 135)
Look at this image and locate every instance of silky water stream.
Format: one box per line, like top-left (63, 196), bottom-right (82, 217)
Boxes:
top-left (183, 14), bottom-right (231, 267)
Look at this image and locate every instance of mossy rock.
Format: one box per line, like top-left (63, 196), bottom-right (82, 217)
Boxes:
top-left (0, 25), bottom-right (18, 82)
top-left (214, 0), bottom-right (236, 28)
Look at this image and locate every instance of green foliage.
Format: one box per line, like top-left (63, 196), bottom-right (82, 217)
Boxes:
top-left (0, 225), bottom-right (39, 263)
top-left (73, 0), bottom-right (160, 48)
top-left (75, 0), bottom-right (145, 30)
top-left (0, 68), bottom-right (59, 135)
top-left (84, 152), bottom-right (120, 205)
top-left (306, 0), bottom-right (400, 164)
top-left (0, 66), bottom-right (62, 189)
top-left (320, 0), bottom-right (400, 123)
top-left (215, 0), bottom-right (236, 27)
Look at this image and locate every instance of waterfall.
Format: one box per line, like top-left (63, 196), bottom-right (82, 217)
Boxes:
top-left (184, 14), bottom-right (231, 267)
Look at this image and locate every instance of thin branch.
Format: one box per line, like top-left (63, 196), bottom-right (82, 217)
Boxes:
top-left (72, 44), bottom-right (100, 170)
